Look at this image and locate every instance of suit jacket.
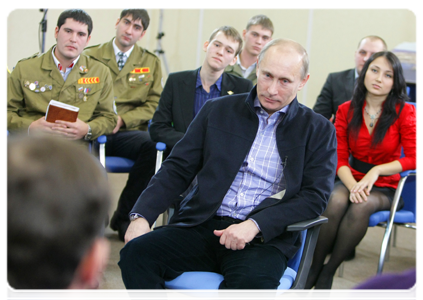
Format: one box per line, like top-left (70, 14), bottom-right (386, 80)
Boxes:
top-left (132, 86), bottom-right (337, 259)
top-left (149, 68), bottom-right (253, 148)
top-left (313, 68), bottom-right (355, 121)
top-left (84, 39), bottom-right (162, 131)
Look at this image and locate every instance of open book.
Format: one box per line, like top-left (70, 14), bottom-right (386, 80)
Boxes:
top-left (45, 100), bottom-right (79, 123)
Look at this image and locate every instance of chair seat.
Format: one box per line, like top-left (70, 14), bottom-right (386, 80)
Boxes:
top-left (369, 209), bottom-right (415, 227)
top-left (105, 156), bottom-right (135, 173)
top-left (164, 267), bottom-right (297, 290)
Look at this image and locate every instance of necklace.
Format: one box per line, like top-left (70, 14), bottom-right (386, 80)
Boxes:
top-left (364, 106), bottom-right (381, 127)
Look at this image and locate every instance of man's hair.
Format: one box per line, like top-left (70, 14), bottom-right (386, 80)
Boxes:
top-left (258, 38), bottom-right (309, 80)
top-left (208, 26), bottom-right (243, 56)
top-left (120, 9), bottom-right (150, 31)
top-left (357, 35), bottom-right (387, 50)
top-left (7, 135), bottom-right (111, 289)
top-left (57, 9), bottom-right (93, 36)
top-left (246, 15), bottom-right (274, 35)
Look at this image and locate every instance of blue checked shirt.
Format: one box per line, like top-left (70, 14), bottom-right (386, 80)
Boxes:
top-left (194, 69), bottom-right (222, 117)
top-left (216, 97), bottom-right (288, 227)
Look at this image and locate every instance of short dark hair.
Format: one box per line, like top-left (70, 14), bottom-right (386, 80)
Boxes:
top-left (208, 26), bottom-right (243, 56)
top-left (246, 15), bottom-right (274, 35)
top-left (357, 35), bottom-right (387, 50)
top-left (57, 9), bottom-right (93, 36)
top-left (8, 135), bottom-right (111, 289)
top-left (348, 51), bottom-right (408, 147)
top-left (120, 9), bottom-right (150, 31)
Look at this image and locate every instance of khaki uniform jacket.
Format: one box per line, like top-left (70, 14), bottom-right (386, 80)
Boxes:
top-left (84, 39), bottom-right (162, 131)
top-left (7, 45), bottom-right (117, 140)
top-left (224, 63), bottom-right (257, 85)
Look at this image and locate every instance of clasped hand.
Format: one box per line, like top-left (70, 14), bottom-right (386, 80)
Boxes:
top-left (349, 167), bottom-right (380, 203)
top-left (29, 117), bottom-right (88, 140)
top-left (213, 220), bottom-right (260, 250)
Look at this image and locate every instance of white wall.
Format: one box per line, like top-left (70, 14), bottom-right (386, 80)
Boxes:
top-left (7, 8), bottom-right (416, 108)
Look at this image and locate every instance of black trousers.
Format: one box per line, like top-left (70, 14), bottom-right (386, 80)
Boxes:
top-left (106, 131), bottom-right (157, 227)
top-left (118, 217), bottom-right (288, 289)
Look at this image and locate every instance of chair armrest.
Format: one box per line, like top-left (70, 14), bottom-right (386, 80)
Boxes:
top-left (290, 216), bottom-right (328, 289)
top-left (287, 216), bottom-right (328, 232)
top-left (97, 135), bottom-right (107, 167)
top-left (400, 170), bottom-right (415, 177)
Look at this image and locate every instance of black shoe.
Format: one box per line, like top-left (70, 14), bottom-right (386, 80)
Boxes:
top-left (344, 248), bottom-right (356, 261)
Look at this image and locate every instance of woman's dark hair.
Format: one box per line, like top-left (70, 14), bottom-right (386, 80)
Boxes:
top-left (347, 51), bottom-right (409, 147)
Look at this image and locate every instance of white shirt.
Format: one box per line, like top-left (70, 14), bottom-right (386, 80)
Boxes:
top-left (235, 53), bottom-right (256, 79)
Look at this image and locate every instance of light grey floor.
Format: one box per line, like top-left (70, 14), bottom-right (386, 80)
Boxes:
top-left (99, 173), bottom-right (416, 290)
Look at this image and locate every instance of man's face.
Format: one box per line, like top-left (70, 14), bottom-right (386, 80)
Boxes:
top-left (203, 31), bottom-right (239, 71)
top-left (115, 14), bottom-right (146, 51)
top-left (242, 25), bottom-right (272, 57)
top-left (54, 18), bottom-right (91, 62)
top-left (256, 46), bottom-right (309, 115)
top-left (354, 38), bottom-right (386, 74)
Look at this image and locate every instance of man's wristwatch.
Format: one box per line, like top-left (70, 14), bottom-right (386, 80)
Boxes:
top-left (129, 214), bottom-right (143, 221)
top-left (84, 124), bottom-right (92, 141)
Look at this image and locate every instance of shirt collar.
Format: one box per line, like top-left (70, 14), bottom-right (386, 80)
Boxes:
top-left (52, 46), bottom-right (79, 71)
top-left (113, 38), bottom-right (134, 58)
top-left (196, 68), bottom-right (223, 91)
top-left (253, 96), bottom-right (289, 115)
top-left (236, 53), bottom-right (256, 71)
top-left (355, 68), bottom-right (359, 79)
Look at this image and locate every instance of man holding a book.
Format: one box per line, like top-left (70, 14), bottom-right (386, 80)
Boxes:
top-left (83, 9), bottom-right (162, 241)
top-left (7, 9), bottom-right (117, 141)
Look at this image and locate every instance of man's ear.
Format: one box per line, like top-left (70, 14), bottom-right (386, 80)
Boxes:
top-left (228, 55), bottom-right (237, 66)
top-left (115, 18), bottom-right (120, 28)
top-left (203, 40), bottom-right (210, 52)
top-left (54, 26), bottom-right (59, 39)
top-left (68, 238), bottom-right (110, 289)
top-left (298, 74), bottom-right (310, 91)
top-left (138, 30), bottom-right (147, 41)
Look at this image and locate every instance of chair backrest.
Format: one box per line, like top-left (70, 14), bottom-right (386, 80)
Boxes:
top-left (399, 102), bottom-right (416, 220)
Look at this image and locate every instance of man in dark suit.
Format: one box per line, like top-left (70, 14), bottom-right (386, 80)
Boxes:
top-left (149, 25), bottom-right (253, 151)
top-left (119, 38), bottom-right (337, 289)
top-left (313, 35), bottom-right (387, 122)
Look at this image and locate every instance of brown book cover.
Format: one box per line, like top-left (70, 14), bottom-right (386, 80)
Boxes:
top-left (45, 100), bottom-right (79, 123)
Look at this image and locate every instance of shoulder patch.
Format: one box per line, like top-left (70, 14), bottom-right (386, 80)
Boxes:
top-left (18, 52), bottom-right (40, 63)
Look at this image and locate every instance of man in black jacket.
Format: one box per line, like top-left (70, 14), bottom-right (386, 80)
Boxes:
top-left (120, 38), bottom-right (336, 289)
top-left (149, 25), bottom-right (253, 151)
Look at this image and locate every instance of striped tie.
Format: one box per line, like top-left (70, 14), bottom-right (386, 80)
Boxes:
top-left (117, 52), bottom-right (125, 70)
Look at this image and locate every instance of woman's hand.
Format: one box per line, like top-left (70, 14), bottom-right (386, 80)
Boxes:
top-left (349, 167), bottom-right (380, 203)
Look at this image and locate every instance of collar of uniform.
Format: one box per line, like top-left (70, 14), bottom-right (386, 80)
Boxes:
top-left (195, 68), bottom-right (223, 92)
top-left (236, 53), bottom-right (257, 71)
top-left (112, 38), bottom-right (134, 60)
top-left (253, 96), bottom-right (289, 116)
top-left (51, 46), bottom-right (80, 71)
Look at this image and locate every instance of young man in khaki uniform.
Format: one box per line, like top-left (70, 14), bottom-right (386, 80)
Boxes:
top-left (84, 9), bottom-right (163, 241)
top-left (224, 15), bottom-right (273, 85)
top-left (8, 9), bottom-right (117, 141)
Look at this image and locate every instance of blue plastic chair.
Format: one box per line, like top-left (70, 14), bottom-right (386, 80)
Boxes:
top-left (97, 135), bottom-right (166, 173)
top-left (164, 216), bottom-right (328, 289)
top-left (339, 102), bottom-right (416, 276)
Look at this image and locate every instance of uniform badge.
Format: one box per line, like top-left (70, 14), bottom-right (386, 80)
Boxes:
top-left (78, 77), bottom-right (100, 84)
top-left (130, 67), bottom-right (150, 74)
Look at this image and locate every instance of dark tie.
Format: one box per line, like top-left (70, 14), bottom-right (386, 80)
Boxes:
top-left (117, 52), bottom-right (125, 71)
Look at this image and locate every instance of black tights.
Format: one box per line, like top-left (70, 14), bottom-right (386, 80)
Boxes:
top-left (305, 182), bottom-right (391, 289)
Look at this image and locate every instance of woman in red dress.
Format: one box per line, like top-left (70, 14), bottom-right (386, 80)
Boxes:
top-left (306, 51), bottom-right (416, 289)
